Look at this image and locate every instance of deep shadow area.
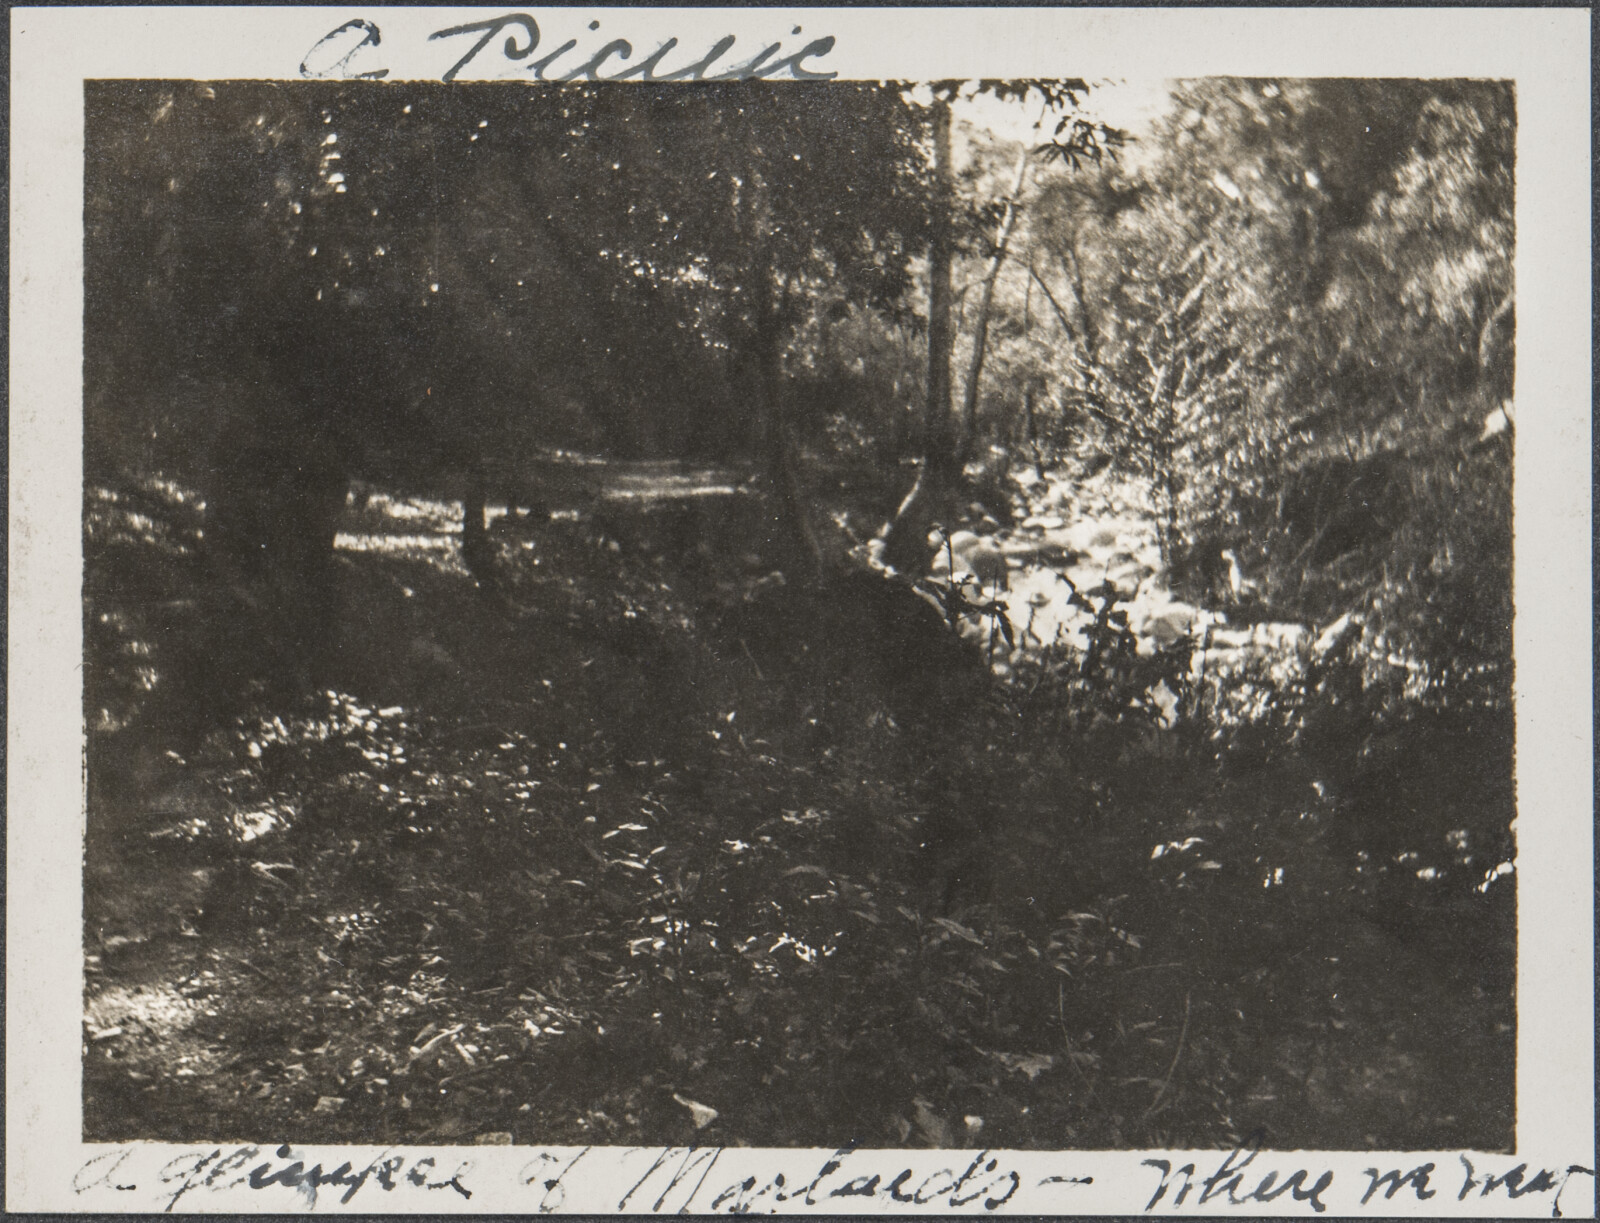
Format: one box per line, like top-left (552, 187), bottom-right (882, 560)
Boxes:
top-left (84, 472), bottom-right (1513, 1151)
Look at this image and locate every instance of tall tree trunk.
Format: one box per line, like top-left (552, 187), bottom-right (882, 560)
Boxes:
top-left (755, 269), bottom-right (825, 582)
top-left (882, 96), bottom-right (958, 576)
top-left (958, 142), bottom-right (1031, 460)
top-left (730, 167), bottom-right (826, 583)
top-left (1048, 235), bottom-right (1099, 363)
top-left (1019, 271), bottom-right (1043, 474)
top-left (202, 427), bottom-right (349, 693)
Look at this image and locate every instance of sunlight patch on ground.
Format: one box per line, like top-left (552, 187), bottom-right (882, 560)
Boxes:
top-left (336, 532), bottom-right (459, 552)
top-left (335, 531), bottom-right (471, 576)
top-left (231, 807), bottom-right (288, 843)
top-left (87, 982), bottom-right (201, 1041)
top-left (601, 468), bottom-right (742, 502)
top-left (348, 491), bottom-right (461, 533)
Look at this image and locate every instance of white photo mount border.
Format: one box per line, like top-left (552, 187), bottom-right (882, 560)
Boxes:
top-left (9, 5), bottom-right (1593, 1215)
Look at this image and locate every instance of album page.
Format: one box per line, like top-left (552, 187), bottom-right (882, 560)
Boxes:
top-left (8, 5), bottom-right (1593, 1215)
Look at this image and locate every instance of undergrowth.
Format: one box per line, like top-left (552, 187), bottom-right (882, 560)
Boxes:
top-left (84, 475), bottom-right (1514, 1151)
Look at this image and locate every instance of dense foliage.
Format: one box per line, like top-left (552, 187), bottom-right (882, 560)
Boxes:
top-left (84, 77), bottom-right (1516, 1151)
top-left (974, 80), bottom-right (1514, 712)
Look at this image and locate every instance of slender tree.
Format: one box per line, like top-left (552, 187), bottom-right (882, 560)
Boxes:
top-left (881, 87), bottom-right (959, 575)
top-left (958, 129), bottom-right (1033, 458)
top-left (881, 80), bottom-right (1121, 572)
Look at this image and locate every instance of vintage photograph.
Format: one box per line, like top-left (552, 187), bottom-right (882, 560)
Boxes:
top-left (82, 77), bottom-right (1516, 1151)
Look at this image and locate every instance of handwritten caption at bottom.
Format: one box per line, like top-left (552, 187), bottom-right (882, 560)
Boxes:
top-left (72, 1138), bottom-right (1593, 1216)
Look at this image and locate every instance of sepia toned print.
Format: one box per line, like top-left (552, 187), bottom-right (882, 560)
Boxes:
top-left (81, 75), bottom-right (1516, 1155)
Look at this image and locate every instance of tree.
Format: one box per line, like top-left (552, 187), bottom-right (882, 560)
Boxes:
top-left (880, 80), bottom-right (1122, 574)
top-left (1027, 78), bottom-right (1513, 711)
top-left (957, 129), bottom-right (1032, 459)
top-left (87, 79), bottom-right (934, 655)
top-left (1307, 84), bottom-right (1514, 712)
top-left (1031, 148), bottom-right (1301, 570)
top-left (587, 83), bottom-right (928, 579)
top-left (880, 88), bottom-right (958, 576)
top-left (86, 82), bottom-right (698, 657)
top-left (956, 98), bottom-right (1126, 460)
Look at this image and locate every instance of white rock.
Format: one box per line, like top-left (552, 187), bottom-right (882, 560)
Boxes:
top-left (1208, 626), bottom-right (1254, 650)
top-left (1312, 611), bottom-right (1358, 657)
top-left (1147, 680), bottom-right (1181, 726)
top-left (1251, 622), bottom-right (1308, 650)
top-left (1142, 601), bottom-right (1199, 644)
top-left (1190, 645), bottom-right (1245, 678)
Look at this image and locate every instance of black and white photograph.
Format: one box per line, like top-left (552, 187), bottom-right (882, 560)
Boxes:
top-left (6, 5), bottom-right (1593, 1214)
top-left (79, 71), bottom-right (1519, 1151)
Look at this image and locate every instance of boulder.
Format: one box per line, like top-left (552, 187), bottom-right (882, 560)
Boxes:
top-left (1141, 600), bottom-right (1199, 645)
